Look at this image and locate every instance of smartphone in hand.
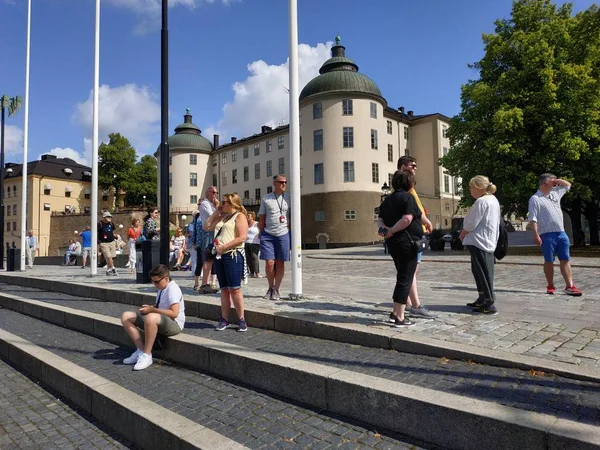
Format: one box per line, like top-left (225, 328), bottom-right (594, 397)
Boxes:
top-left (378, 227), bottom-right (388, 236)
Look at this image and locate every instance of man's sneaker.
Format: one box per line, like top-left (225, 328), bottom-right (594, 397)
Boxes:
top-left (263, 288), bottom-right (273, 300)
top-left (564, 285), bottom-right (583, 297)
top-left (111, 268), bottom-right (118, 276)
top-left (133, 353), bottom-right (153, 371)
top-left (392, 316), bottom-right (414, 328)
top-left (546, 285), bottom-right (556, 295)
top-left (123, 349), bottom-right (143, 365)
top-left (473, 305), bottom-right (498, 315)
top-left (408, 306), bottom-right (437, 319)
top-left (106, 269), bottom-right (113, 276)
top-left (466, 299), bottom-right (484, 308)
top-left (271, 288), bottom-right (281, 301)
top-left (215, 318), bottom-right (230, 331)
top-left (388, 312), bottom-right (396, 323)
top-left (237, 319), bottom-right (248, 332)
top-left (199, 284), bottom-right (215, 294)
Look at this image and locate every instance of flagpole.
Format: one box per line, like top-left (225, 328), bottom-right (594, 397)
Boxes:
top-left (20, 0), bottom-right (32, 271)
top-left (90, 0), bottom-right (100, 276)
top-left (288, 0), bottom-right (302, 298)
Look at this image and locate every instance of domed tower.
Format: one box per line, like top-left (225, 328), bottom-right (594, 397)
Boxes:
top-left (299, 36), bottom-right (395, 247)
top-left (156, 109), bottom-right (214, 211)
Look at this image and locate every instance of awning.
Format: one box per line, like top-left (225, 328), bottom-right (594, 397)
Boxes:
top-left (65, 186), bottom-right (73, 193)
top-left (44, 183), bottom-right (52, 190)
top-left (84, 188), bottom-right (91, 195)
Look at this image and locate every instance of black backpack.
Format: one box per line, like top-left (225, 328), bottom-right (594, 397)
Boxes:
top-left (494, 221), bottom-right (508, 260)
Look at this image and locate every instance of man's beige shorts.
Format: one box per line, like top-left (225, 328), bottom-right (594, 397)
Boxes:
top-left (100, 241), bottom-right (117, 259)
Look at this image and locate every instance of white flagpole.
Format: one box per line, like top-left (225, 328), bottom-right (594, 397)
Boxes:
top-left (90, 0), bottom-right (100, 275)
top-left (20, 0), bottom-right (31, 271)
top-left (288, 0), bottom-right (302, 298)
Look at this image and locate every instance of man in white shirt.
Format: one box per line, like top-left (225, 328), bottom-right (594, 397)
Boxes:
top-left (198, 186), bottom-right (220, 294)
top-left (120, 264), bottom-right (185, 371)
top-left (258, 174), bottom-right (290, 300)
top-left (26, 230), bottom-right (39, 269)
top-left (528, 173), bottom-right (582, 296)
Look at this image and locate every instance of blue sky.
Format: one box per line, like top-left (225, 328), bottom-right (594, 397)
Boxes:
top-left (0, 0), bottom-right (596, 165)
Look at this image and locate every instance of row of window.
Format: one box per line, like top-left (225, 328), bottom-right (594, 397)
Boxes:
top-left (221, 157), bottom-right (286, 186)
top-left (3, 186), bottom-right (18, 198)
top-left (313, 210), bottom-right (357, 221)
top-left (213, 137), bottom-right (286, 167)
top-left (5, 204), bottom-right (18, 216)
top-left (313, 101), bottom-right (381, 120)
top-left (314, 162), bottom-right (393, 185)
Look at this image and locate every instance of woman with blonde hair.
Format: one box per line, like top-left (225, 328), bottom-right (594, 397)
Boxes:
top-left (203, 193), bottom-right (249, 332)
top-left (459, 175), bottom-right (501, 315)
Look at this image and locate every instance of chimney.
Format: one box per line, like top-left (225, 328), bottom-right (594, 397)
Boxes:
top-left (398, 106), bottom-right (405, 114)
top-left (408, 110), bottom-right (414, 117)
top-left (213, 134), bottom-right (219, 150)
top-left (231, 137), bottom-right (237, 143)
top-left (261, 125), bottom-right (272, 134)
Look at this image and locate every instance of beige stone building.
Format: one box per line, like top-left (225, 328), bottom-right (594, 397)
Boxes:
top-left (162, 36), bottom-right (462, 247)
top-left (3, 155), bottom-right (114, 256)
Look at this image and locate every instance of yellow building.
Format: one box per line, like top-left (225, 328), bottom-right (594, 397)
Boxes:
top-left (3, 155), bottom-right (113, 256)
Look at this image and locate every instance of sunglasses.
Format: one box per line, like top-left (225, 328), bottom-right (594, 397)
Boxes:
top-left (151, 276), bottom-right (167, 285)
top-left (275, 181), bottom-right (288, 185)
top-left (222, 200), bottom-right (231, 205)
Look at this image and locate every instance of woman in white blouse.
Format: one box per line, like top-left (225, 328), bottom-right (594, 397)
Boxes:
top-left (245, 211), bottom-right (262, 277)
top-left (459, 175), bottom-right (501, 315)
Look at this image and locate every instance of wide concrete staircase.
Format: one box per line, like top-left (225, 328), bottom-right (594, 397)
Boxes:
top-left (0, 275), bottom-right (599, 450)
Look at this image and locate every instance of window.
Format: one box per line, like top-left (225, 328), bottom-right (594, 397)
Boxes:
top-left (442, 125), bottom-right (448, 138)
top-left (65, 191), bottom-right (71, 198)
top-left (169, 172), bottom-right (172, 188)
top-left (243, 190), bottom-right (249, 199)
top-left (212, 155), bottom-right (217, 166)
top-left (222, 153), bottom-right (227, 164)
top-left (189, 172), bottom-right (198, 187)
top-left (278, 136), bottom-right (284, 150)
top-left (13, 186), bottom-right (16, 196)
top-left (212, 174), bottom-right (217, 186)
top-left (445, 202), bottom-right (450, 212)
top-left (243, 147), bottom-right (249, 159)
top-left (389, 173), bottom-right (394, 186)
top-left (404, 126), bottom-right (409, 140)
top-left (344, 210), bottom-right (357, 220)
top-left (371, 129), bottom-right (378, 150)
top-left (343, 161), bottom-right (355, 182)
top-left (255, 188), bottom-right (261, 200)
top-left (222, 171), bottom-right (227, 186)
top-left (84, 206), bottom-right (91, 214)
top-left (255, 163), bottom-right (260, 180)
top-left (5, 223), bottom-right (9, 231)
top-left (266, 140), bottom-right (272, 153)
top-left (102, 193), bottom-right (109, 201)
top-left (278, 157), bottom-right (285, 174)
top-left (315, 211), bottom-right (325, 221)
top-left (370, 102), bottom-right (378, 119)
top-left (314, 163), bottom-right (324, 185)
top-left (254, 143), bottom-right (260, 156)
top-left (387, 144), bottom-right (394, 162)
top-left (343, 127), bottom-right (354, 148)
top-left (232, 169), bottom-right (238, 184)
top-left (190, 154), bottom-right (197, 165)
top-left (443, 146), bottom-right (449, 156)
top-left (84, 192), bottom-right (90, 200)
top-left (444, 174), bottom-right (450, 193)
top-left (266, 160), bottom-right (273, 177)
top-left (7, 206), bottom-right (10, 216)
top-left (313, 129), bottom-right (323, 151)
top-left (267, 186), bottom-right (273, 194)
top-left (232, 150), bottom-right (237, 162)
top-left (6, 189), bottom-right (9, 198)
top-left (372, 163), bottom-right (379, 183)
top-left (313, 102), bottom-right (322, 119)
top-left (44, 189), bottom-right (50, 195)
top-left (387, 120), bottom-right (393, 134)
top-left (169, 195), bottom-right (172, 204)
top-left (243, 166), bottom-right (249, 182)
top-left (342, 99), bottom-right (353, 115)
top-left (169, 155), bottom-right (172, 166)
top-left (190, 195), bottom-right (198, 204)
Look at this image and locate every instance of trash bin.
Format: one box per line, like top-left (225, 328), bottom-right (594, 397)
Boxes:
top-left (136, 239), bottom-right (160, 283)
top-left (7, 248), bottom-right (21, 272)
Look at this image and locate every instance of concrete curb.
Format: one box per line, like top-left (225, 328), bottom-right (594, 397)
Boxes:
top-left (2, 293), bottom-right (599, 450)
top-left (1, 272), bottom-right (599, 385)
top-left (0, 328), bottom-right (246, 450)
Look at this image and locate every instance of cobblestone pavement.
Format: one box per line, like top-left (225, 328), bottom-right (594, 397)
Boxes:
top-left (4, 285), bottom-right (600, 426)
top-left (5, 248), bottom-right (600, 370)
top-left (0, 308), bottom-right (438, 450)
top-left (0, 357), bottom-right (135, 450)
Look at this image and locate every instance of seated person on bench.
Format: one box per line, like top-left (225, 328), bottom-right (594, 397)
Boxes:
top-left (63, 239), bottom-right (82, 266)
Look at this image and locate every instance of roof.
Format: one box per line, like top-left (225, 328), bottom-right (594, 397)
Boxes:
top-left (218, 125), bottom-right (289, 150)
top-left (3, 156), bottom-right (92, 182)
top-left (156, 109), bottom-right (213, 154)
top-left (299, 37), bottom-right (383, 103)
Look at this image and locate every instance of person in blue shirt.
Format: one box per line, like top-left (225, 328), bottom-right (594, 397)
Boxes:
top-left (80, 225), bottom-right (92, 268)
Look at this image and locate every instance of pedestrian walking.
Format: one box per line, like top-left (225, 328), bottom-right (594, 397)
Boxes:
top-left (245, 211), bottom-right (262, 278)
top-left (26, 230), bottom-right (39, 268)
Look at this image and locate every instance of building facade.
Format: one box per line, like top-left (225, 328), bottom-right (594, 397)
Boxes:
top-left (162, 36), bottom-right (462, 247)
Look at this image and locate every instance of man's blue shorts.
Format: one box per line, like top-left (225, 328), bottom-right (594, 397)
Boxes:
top-left (541, 231), bottom-right (570, 263)
top-left (214, 251), bottom-right (243, 290)
top-left (260, 230), bottom-right (290, 262)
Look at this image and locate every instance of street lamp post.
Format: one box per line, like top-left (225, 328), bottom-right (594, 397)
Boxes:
top-left (143, 195), bottom-right (146, 209)
top-left (0, 95), bottom-right (23, 270)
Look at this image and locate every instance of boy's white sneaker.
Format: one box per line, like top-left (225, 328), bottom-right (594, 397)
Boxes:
top-left (133, 353), bottom-right (153, 371)
top-left (123, 349), bottom-right (142, 365)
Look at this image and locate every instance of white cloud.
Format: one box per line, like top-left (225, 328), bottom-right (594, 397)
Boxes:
top-left (47, 147), bottom-right (89, 166)
top-left (3, 125), bottom-right (23, 154)
top-left (207, 42), bottom-right (332, 140)
top-left (73, 83), bottom-right (160, 153)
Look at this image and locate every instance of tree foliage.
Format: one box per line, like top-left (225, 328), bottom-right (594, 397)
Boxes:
top-left (124, 155), bottom-right (158, 207)
top-left (441, 0), bottom-right (600, 225)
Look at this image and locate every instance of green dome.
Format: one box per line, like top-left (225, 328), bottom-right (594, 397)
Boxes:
top-left (157, 109), bottom-right (213, 153)
top-left (300, 37), bottom-right (383, 102)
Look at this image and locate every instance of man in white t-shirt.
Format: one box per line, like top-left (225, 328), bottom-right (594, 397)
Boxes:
top-left (258, 174), bottom-right (290, 300)
top-left (120, 264), bottom-right (185, 370)
top-left (198, 186), bottom-right (220, 294)
top-left (528, 173), bottom-right (582, 296)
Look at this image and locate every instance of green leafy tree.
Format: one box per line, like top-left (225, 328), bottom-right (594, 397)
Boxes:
top-left (124, 155), bottom-right (158, 207)
top-left (98, 133), bottom-right (137, 209)
top-left (441, 0), bottom-right (600, 243)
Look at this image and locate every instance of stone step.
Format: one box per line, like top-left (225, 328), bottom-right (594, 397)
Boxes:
top-left (1, 272), bottom-right (599, 384)
top-left (1, 287), bottom-right (599, 450)
top-left (0, 309), bottom-right (433, 450)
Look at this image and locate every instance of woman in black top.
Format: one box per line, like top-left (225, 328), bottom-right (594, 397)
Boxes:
top-left (378, 170), bottom-right (423, 327)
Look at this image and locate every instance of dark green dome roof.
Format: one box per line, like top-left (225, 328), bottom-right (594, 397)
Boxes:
top-left (157, 109), bottom-right (213, 153)
top-left (300, 37), bottom-right (383, 102)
